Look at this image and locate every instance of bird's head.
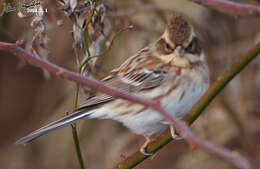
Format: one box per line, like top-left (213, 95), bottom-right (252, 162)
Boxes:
top-left (155, 13), bottom-right (205, 67)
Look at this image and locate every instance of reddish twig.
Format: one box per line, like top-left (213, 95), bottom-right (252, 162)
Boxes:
top-left (116, 42), bottom-right (260, 169)
top-left (0, 41), bottom-right (252, 169)
top-left (190, 0), bottom-right (260, 16)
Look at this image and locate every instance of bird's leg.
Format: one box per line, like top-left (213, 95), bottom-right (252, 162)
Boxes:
top-left (140, 134), bottom-right (153, 156)
top-left (160, 120), bottom-right (183, 140)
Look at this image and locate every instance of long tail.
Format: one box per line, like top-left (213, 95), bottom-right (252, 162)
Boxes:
top-left (16, 110), bottom-right (92, 144)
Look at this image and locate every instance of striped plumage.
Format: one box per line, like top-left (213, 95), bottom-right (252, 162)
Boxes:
top-left (17, 13), bottom-right (210, 154)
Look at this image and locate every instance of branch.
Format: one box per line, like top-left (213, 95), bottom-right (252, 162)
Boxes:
top-left (71, 1), bottom-right (99, 168)
top-left (0, 41), bottom-right (257, 169)
top-left (190, 0), bottom-right (260, 16)
top-left (116, 42), bottom-right (260, 169)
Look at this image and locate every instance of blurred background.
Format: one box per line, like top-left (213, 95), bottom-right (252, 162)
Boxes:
top-left (0, 0), bottom-right (260, 169)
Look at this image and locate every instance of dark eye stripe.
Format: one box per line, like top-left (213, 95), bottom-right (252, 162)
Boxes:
top-left (155, 38), bottom-right (174, 55)
top-left (185, 37), bottom-right (201, 55)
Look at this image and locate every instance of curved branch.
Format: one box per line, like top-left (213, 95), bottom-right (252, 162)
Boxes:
top-left (0, 41), bottom-right (257, 169)
top-left (116, 43), bottom-right (260, 169)
top-left (190, 0), bottom-right (260, 16)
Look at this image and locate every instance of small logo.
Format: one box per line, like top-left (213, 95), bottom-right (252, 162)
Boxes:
top-left (0, 0), bottom-right (47, 17)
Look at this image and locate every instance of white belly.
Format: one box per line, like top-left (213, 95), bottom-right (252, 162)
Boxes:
top-left (88, 67), bottom-right (209, 136)
top-left (115, 76), bottom-right (209, 136)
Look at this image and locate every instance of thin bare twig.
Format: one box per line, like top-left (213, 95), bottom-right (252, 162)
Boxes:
top-left (79, 25), bottom-right (134, 70)
top-left (0, 41), bottom-right (256, 169)
top-left (70, 1), bottom-right (99, 168)
top-left (82, 0), bottom-right (97, 57)
top-left (189, 0), bottom-right (260, 16)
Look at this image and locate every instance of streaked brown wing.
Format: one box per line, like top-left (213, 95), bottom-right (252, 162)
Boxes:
top-left (76, 69), bottom-right (167, 111)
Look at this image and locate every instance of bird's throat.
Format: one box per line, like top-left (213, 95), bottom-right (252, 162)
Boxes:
top-left (159, 53), bottom-right (190, 67)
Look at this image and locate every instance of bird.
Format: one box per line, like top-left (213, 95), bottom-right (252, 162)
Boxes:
top-left (17, 13), bottom-right (210, 155)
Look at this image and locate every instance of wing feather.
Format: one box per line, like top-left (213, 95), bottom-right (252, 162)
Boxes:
top-left (17, 66), bottom-right (168, 144)
top-left (77, 69), bottom-right (167, 110)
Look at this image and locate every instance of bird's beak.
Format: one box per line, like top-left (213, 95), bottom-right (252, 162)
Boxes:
top-left (175, 46), bottom-right (185, 57)
top-left (171, 46), bottom-right (190, 67)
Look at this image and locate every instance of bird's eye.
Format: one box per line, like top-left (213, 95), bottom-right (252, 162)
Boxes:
top-left (164, 43), bottom-right (172, 53)
top-left (156, 38), bottom-right (173, 55)
top-left (186, 37), bottom-right (201, 55)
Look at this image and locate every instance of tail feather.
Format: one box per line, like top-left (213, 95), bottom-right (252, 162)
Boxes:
top-left (16, 110), bottom-right (92, 144)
